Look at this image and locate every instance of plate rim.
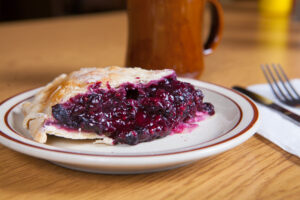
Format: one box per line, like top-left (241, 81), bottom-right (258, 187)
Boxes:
top-left (0, 80), bottom-right (259, 158)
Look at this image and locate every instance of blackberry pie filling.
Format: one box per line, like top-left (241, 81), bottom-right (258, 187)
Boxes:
top-left (50, 73), bottom-right (214, 145)
top-left (22, 67), bottom-right (215, 145)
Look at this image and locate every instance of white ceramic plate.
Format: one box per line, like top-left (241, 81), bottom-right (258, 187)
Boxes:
top-left (0, 79), bottom-right (259, 174)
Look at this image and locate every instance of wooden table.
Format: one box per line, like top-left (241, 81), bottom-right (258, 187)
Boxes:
top-left (0, 2), bottom-right (299, 200)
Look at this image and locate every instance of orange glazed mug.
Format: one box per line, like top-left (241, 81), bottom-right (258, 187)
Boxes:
top-left (126, 0), bottom-right (223, 78)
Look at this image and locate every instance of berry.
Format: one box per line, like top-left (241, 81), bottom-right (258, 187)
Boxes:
top-left (51, 74), bottom-right (214, 145)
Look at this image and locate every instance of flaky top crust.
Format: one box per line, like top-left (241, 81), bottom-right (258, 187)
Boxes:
top-left (22, 66), bottom-right (174, 144)
top-left (51, 66), bottom-right (174, 104)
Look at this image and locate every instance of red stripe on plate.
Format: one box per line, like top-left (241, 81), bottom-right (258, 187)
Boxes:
top-left (0, 85), bottom-right (258, 158)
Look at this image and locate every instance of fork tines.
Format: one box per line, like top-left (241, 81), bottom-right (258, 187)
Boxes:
top-left (261, 64), bottom-right (300, 107)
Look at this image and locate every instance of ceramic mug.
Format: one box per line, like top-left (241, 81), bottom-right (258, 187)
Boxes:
top-left (126, 0), bottom-right (223, 78)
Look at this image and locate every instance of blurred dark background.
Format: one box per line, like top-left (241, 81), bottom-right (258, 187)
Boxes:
top-left (0, 0), bottom-right (299, 22)
top-left (0, 0), bottom-right (126, 22)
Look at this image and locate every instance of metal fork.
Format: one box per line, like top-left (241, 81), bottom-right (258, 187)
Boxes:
top-left (261, 64), bottom-right (300, 107)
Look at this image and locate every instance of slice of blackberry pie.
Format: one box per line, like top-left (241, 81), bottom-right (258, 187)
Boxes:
top-left (22, 66), bottom-right (214, 145)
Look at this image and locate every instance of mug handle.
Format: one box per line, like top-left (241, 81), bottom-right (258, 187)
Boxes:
top-left (203, 0), bottom-right (224, 55)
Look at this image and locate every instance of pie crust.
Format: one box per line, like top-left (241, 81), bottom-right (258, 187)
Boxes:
top-left (22, 66), bottom-right (174, 145)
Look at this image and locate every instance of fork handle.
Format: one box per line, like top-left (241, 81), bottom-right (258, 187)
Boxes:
top-left (270, 104), bottom-right (300, 125)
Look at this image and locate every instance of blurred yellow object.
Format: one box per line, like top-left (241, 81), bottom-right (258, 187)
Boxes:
top-left (259, 0), bottom-right (293, 17)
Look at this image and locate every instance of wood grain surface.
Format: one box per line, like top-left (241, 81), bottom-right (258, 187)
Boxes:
top-left (0, 1), bottom-right (299, 200)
